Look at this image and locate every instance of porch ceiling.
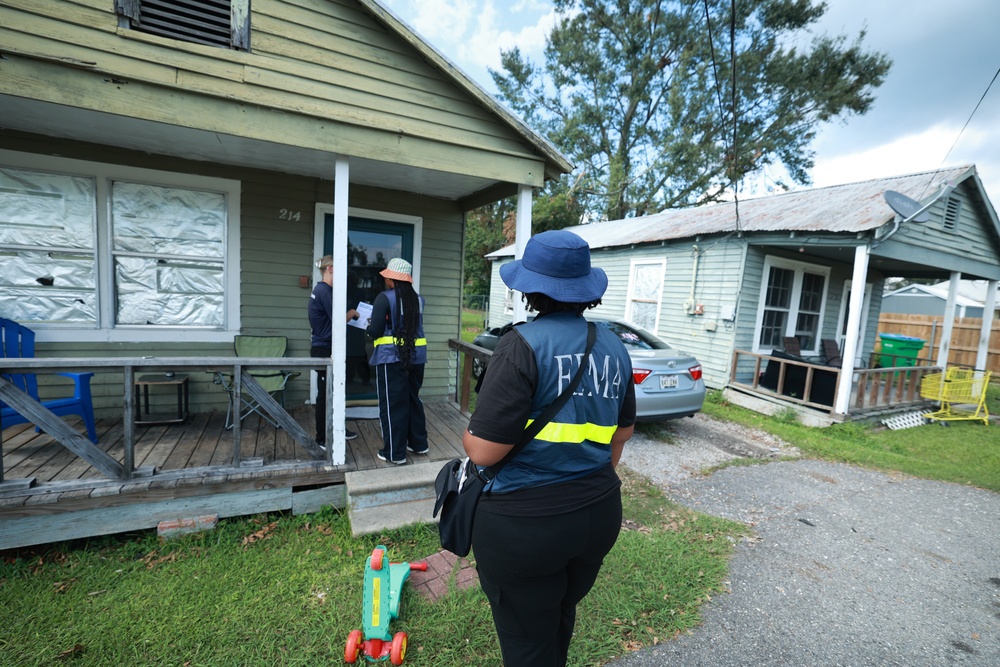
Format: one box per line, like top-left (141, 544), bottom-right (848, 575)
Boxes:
top-left (0, 94), bottom-right (496, 204)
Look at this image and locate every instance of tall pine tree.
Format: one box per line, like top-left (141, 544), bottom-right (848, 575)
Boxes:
top-left (491, 0), bottom-right (892, 221)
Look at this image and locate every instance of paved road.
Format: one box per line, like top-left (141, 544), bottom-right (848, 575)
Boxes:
top-left (612, 420), bottom-right (1000, 666)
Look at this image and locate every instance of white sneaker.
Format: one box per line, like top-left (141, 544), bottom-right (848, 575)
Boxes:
top-left (376, 452), bottom-right (406, 465)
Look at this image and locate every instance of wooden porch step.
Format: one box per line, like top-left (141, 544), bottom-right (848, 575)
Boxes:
top-left (345, 461), bottom-right (441, 536)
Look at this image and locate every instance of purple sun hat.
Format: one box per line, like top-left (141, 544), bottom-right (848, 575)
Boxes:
top-left (499, 230), bottom-right (607, 302)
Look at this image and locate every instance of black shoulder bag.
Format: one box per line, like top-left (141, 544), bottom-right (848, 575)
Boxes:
top-left (433, 322), bottom-right (597, 557)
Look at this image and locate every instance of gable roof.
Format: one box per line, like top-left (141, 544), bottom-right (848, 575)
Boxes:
top-left (359, 0), bottom-right (571, 181)
top-left (488, 165), bottom-right (988, 257)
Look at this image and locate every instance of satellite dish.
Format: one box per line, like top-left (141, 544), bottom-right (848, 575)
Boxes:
top-left (883, 190), bottom-right (930, 223)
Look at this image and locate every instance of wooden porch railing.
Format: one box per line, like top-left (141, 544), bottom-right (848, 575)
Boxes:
top-left (448, 339), bottom-right (494, 414)
top-left (0, 357), bottom-right (336, 485)
top-left (729, 350), bottom-right (941, 416)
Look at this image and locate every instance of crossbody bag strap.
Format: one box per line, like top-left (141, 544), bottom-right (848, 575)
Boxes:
top-left (482, 321), bottom-right (597, 479)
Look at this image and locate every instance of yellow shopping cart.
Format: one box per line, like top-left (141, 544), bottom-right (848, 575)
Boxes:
top-left (919, 367), bottom-right (991, 425)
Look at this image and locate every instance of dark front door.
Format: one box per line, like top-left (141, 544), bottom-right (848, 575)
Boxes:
top-left (324, 215), bottom-right (415, 402)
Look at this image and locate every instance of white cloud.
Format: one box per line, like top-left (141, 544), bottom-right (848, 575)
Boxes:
top-left (382, 0), bottom-right (557, 86)
top-left (812, 123), bottom-right (1000, 206)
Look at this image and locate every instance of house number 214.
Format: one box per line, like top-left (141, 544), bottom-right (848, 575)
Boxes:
top-left (279, 209), bottom-right (302, 221)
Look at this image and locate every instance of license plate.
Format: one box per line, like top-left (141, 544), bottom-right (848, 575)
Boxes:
top-left (659, 375), bottom-right (679, 389)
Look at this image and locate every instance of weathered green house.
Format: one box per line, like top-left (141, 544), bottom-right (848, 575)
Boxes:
top-left (0, 0), bottom-right (569, 417)
top-left (0, 0), bottom-right (572, 547)
top-left (486, 166), bottom-right (1000, 424)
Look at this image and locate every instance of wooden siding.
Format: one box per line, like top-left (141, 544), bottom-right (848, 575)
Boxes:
top-left (1, 133), bottom-right (464, 414)
top-left (487, 259), bottom-right (509, 328)
top-left (486, 238), bottom-right (748, 388)
top-left (876, 180), bottom-right (1000, 277)
top-left (0, 0), bottom-right (547, 185)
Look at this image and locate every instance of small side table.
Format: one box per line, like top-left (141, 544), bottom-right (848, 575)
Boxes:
top-left (135, 374), bottom-right (189, 425)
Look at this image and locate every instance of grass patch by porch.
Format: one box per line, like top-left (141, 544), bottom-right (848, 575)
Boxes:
top-left (703, 383), bottom-right (1000, 493)
top-left (0, 468), bottom-right (745, 667)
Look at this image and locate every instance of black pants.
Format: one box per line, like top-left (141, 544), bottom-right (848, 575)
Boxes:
top-left (472, 491), bottom-right (622, 667)
top-left (374, 361), bottom-right (427, 460)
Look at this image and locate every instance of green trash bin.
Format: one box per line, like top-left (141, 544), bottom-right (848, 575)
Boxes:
top-left (877, 333), bottom-right (926, 367)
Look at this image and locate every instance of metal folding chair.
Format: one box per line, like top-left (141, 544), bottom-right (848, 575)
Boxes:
top-left (213, 335), bottom-right (300, 429)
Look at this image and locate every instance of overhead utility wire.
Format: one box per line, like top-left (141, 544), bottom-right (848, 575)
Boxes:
top-left (917, 63), bottom-right (1000, 202)
top-left (941, 63), bottom-right (1000, 166)
top-left (702, 0), bottom-right (741, 232)
top-left (729, 0), bottom-right (741, 232)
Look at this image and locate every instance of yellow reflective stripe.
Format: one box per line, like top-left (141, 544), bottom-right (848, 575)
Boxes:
top-left (525, 420), bottom-right (617, 445)
top-left (373, 337), bottom-right (427, 347)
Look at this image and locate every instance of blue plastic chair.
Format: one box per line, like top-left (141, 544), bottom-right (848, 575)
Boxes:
top-left (0, 318), bottom-right (98, 443)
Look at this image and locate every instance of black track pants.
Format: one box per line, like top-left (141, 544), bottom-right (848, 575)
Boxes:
top-left (374, 361), bottom-right (427, 460)
top-left (472, 491), bottom-right (622, 667)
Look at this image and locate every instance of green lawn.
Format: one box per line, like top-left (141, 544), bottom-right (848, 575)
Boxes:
top-left (0, 470), bottom-right (745, 667)
top-left (701, 382), bottom-right (1000, 493)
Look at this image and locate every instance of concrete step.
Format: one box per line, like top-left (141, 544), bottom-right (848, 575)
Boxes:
top-left (345, 461), bottom-right (441, 536)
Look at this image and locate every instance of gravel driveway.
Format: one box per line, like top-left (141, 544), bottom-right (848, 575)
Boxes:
top-left (612, 413), bottom-right (1000, 666)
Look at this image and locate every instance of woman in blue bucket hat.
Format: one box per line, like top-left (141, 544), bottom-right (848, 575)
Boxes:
top-left (463, 230), bottom-right (636, 666)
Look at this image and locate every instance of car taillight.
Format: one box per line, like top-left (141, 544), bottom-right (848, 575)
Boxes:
top-left (633, 369), bottom-right (652, 384)
top-left (688, 364), bottom-right (703, 381)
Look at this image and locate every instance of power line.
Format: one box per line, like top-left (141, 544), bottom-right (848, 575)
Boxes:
top-left (941, 64), bottom-right (1000, 166)
top-left (703, 0), bottom-right (742, 231)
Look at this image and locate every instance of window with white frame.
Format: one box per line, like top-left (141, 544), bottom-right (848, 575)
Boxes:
top-left (0, 151), bottom-right (240, 342)
top-left (754, 256), bottom-right (829, 353)
top-left (625, 259), bottom-right (665, 332)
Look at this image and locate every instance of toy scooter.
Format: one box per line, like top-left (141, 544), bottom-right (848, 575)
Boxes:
top-left (345, 545), bottom-right (428, 664)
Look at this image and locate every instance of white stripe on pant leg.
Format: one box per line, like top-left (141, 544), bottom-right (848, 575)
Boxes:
top-left (378, 363), bottom-right (394, 457)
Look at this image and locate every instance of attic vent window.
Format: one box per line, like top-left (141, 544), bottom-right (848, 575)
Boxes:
top-left (943, 197), bottom-right (962, 232)
top-left (115, 0), bottom-right (249, 50)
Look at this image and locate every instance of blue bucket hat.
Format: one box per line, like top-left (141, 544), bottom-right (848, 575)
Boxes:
top-left (499, 230), bottom-right (608, 303)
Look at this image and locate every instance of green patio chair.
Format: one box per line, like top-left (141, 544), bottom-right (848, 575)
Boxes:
top-left (213, 335), bottom-right (300, 429)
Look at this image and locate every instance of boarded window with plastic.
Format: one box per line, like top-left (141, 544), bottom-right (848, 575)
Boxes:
top-left (0, 167), bottom-right (98, 325)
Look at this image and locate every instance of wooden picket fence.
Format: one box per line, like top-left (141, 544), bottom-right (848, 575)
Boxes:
top-left (876, 313), bottom-right (1000, 374)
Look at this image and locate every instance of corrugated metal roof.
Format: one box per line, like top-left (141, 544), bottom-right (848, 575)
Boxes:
top-left (488, 165), bottom-right (976, 257)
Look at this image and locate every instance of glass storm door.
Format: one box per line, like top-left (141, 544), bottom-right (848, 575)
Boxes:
top-left (323, 215), bottom-right (414, 401)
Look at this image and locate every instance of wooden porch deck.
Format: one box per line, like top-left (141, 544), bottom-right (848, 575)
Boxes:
top-left (728, 349), bottom-right (941, 424)
top-left (0, 401), bottom-right (468, 550)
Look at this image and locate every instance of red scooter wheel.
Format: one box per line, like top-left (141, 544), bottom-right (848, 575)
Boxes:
top-left (344, 629), bottom-right (363, 663)
top-left (389, 631), bottom-right (407, 665)
top-left (370, 547), bottom-right (384, 571)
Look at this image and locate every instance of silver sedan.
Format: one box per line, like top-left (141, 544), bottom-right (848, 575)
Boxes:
top-left (472, 317), bottom-right (705, 421)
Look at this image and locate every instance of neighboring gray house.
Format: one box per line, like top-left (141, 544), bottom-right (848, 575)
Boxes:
top-left (486, 165), bottom-right (1000, 418)
top-left (882, 280), bottom-right (1000, 319)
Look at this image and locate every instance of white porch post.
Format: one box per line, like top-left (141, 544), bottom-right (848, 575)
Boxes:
top-left (834, 244), bottom-right (871, 416)
top-left (330, 157), bottom-right (350, 466)
top-left (936, 272), bottom-right (961, 368)
top-left (512, 184), bottom-right (533, 324)
top-left (976, 280), bottom-right (998, 372)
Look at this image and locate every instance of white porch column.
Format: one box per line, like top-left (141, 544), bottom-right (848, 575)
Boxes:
top-left (976, 280), bottom-right (998, 372)
top-left (512, 184), bottom-right (533, 324)
top-left (330, 157), bottom-right (350, 466)
top-left (834, 244), bottom-right (871, 415)
top-left (936, 272), bottom-right (961, 368)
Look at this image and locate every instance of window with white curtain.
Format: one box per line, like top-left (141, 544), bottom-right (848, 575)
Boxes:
top-left (0, 151), bottom-right (240, 342)
top-left (625, 259), bottom-right (665, 333)
top-left (754, 256), bottom-right (830, 353)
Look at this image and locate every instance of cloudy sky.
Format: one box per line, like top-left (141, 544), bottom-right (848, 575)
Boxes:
top-left (380, 0), bottom-right (1000, 204)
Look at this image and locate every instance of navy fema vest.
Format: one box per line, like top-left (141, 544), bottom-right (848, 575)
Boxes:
top-left (369, 289), bottom-right (427, 365)
top-left (489, 312), bottom-right (632, 494)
